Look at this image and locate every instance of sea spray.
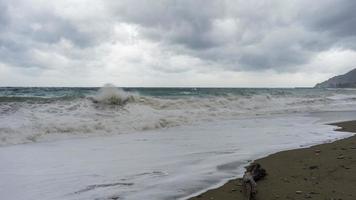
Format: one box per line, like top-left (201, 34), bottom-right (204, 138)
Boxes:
top-left (91, 84), bottom-right (137, 106)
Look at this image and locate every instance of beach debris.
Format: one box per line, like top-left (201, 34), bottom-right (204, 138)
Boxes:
top-left (337, 155), bottom-right (345, 159)
top-left (242, 163), bottom-right (267, 200)
top-left (296, 190), bottom-right (303, 194)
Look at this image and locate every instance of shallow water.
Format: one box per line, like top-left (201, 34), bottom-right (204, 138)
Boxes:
top-left (0, 113), bottom-right (354, 200)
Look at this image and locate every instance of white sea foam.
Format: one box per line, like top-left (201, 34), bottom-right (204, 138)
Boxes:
top-left (1, 87), bottom-right (356, 145)
top-left (0, 114), bottom-right (354, 200)
top-left (91, 84), bottom-right (137, 105)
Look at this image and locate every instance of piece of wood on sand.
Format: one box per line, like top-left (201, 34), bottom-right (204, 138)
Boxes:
top-left (242, 163), bottom-right (267, 200)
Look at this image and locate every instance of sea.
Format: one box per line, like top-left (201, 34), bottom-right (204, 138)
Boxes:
top-left (1, 86), bottom-right (356, 199)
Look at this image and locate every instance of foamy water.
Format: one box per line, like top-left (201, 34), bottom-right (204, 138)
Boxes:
top-left (1, 87), bottom-right (356, 145)
top-left (0, 114), bottom-right (354, 200)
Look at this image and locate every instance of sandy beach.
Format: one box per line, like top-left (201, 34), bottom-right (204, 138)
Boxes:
top-left (189, 121), bottom-right (356, 200)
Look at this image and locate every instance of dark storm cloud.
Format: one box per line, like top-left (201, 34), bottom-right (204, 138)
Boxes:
top-left (0, 3), bottom-right (98, 69)
top-left (23, 15), bottom-right (92, 47)
top-left (112, 0), bottom-right (224, 49)
top-left (302, 0), bottom-right (356, 51)
top-left (0, 38), bottom-right (34, 68)
top-left (1, 0), bottom-right (356, 73)
top-left (0, 1), bottom-right (8, 26)
top-left (109, 0), bottom-right (356, 71)
top-left (305, 0), bottom-right (356, 38)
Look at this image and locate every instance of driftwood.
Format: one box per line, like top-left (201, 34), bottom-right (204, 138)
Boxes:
top-left (242, 163), bottom-right (267, 200)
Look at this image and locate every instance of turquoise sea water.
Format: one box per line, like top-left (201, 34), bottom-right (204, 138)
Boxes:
top-left (0, 87), bottom-right (354, 100)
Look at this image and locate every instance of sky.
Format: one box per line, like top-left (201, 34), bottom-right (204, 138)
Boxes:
top-left (1, 0), bottom-right (356, 87)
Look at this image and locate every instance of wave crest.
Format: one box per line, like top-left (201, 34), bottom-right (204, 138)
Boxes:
top-left (91, 84), bottom-right (137, 106)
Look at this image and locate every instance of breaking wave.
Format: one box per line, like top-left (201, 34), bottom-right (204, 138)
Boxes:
top-left (90, 84), bottom-right (138, 106)
top-left (1, 86), bottom-right (356, 146)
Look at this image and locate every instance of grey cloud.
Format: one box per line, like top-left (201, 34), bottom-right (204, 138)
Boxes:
top-left (301, 0), bottom-right (356, 51)
top-left (8, 11), bottom-right (94, 48)
top-left (108, 0), bottom-right (356, 71)
top-left (0, 1), bottom-right (102, 69)
top-left (306, 0), bottom-right (356, 38)
top-left (112, 0), bottom-right (224, 49)
top-left (0, 1), bottom-right (8, 26)
top-left (0, 40), bottom-right (34, 68)
top-left (26, 15), bottom-right (92, 47)
top-left (1, 0), bottom-right (356, 75)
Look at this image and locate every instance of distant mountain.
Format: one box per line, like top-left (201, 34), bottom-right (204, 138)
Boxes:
top-left (315, 68), bottom-right (356, 88)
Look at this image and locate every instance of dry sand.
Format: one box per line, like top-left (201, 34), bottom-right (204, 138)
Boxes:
top-left (189, 121), bottom-right (356, 200)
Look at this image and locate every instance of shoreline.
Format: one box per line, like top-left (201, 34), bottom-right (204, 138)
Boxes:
top-left (188, 120), bottom-right (356, 200)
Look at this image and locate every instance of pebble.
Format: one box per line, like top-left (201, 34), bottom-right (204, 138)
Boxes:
top-left (309, 165), bottom-right (318, 170)
top-left (340, 165), bottom-right (350, 169)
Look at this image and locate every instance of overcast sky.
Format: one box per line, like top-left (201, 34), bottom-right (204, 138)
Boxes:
top-left (1, 0), bottom-right (356, 87)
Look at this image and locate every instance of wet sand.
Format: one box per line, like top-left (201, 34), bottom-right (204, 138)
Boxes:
top-left (188, 121), bottom-right (356, 200)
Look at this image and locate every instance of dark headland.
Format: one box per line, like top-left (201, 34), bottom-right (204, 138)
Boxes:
top-left (315, 68), bottom-right (356, 88)
top-left (188, 121), bottom-right (356, 200)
